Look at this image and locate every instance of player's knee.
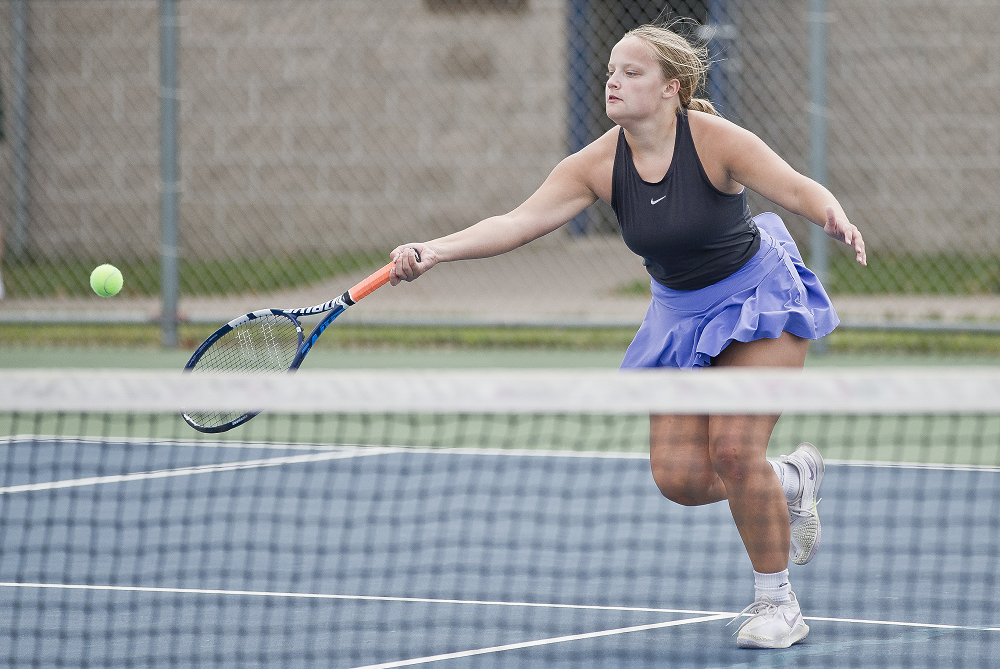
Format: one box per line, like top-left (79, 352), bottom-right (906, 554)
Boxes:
top-left (709, 438), bottom-right (751, 484)
top-left (650, 460), bottom-right (715, 506)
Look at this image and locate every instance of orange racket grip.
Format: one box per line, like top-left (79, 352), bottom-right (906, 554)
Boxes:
top-left (348, 262), bottom-right (394, 302)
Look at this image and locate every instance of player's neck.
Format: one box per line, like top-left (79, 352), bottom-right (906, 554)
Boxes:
top-left (621, 110), bottom-right (678, 159)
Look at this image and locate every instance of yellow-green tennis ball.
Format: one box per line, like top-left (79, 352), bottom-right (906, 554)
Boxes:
top-left (90, 264), bottom-right (123, 297)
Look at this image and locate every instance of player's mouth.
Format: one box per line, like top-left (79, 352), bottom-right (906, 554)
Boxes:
top-left (608, 95), bottom-right (621, 103)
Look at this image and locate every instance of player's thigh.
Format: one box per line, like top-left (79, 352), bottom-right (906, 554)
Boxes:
top-left (709, 331), bottom-right (804, 476)
top-left (649, 414), bottom-right (717, 501)
top-left (712, 331), bottom-right (809, 369)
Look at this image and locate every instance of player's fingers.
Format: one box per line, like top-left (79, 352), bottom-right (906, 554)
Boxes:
top-left (389, 258), bottom-right (401, 286)
top-left (389, 245), bottom-right (410, 285)
top-left (854, 231), bottom-right (867, 266)
top-left (391, 245), bottom-right (428, 284)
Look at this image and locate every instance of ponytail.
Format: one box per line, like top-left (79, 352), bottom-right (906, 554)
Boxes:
top-left (683, 97), bottom-right (718, 116)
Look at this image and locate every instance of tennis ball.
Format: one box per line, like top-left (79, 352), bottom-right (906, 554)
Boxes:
top-left (90, 264), bottom-right (123, 297)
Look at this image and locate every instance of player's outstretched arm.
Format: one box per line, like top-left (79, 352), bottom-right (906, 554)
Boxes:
top-left (390, 150), bottom-right (601, 285)
top-left (700, 114), bottom-right (867, 267)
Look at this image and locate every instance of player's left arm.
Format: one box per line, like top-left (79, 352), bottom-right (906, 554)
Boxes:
top-left (706, 116), bottom-right (867, 266)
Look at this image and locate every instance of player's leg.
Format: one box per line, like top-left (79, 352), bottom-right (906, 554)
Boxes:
top-left (648, 404), bottom-right (808, 649)
top-left (707, 410), bottom-right (789, 573)
top-left (649, 413), bottom-right (726, 506)
top-left (711, 331), bottom-right (812, 648)
top-left (714, 331), bottom-right (822, 563)
top-left (648, 331), bottom-right (809, 513)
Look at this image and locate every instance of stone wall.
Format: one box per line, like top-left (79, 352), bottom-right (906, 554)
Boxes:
top-left (0, 0), bottom-right (566, 260)
top-left (0, 0), bottom-right (997, 269)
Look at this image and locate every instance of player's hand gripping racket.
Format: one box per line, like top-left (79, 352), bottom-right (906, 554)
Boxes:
top-left (182, 261), bottom-right (397, 433)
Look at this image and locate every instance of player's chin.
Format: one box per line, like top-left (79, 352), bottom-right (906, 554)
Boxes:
top-left (605, 104), bottom-right (627, 124)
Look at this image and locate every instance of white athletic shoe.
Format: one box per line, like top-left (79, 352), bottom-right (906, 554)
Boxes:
top-left (731, 593), bottom-right (810, 649)
top-left (782, 442), bottom-right (824, 565)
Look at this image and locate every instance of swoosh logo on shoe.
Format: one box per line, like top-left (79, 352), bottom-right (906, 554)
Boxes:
top-left (651, 196), bottom-right (666, 205)
top-left (783, 612), bottom-right (801, 628)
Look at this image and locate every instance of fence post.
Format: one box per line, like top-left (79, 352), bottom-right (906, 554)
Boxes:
top-left (566, 0), bottom-right (589, 236)
top-left (808, 0), bottom-right (829, 354)
top-left (159, 0), bottom-right (179, 347)
top-left (12, 0), bottom-right (29, 260)
top-left (706, 0), bottom-right (738, 123)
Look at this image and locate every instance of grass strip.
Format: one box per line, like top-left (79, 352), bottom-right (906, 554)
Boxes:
top-left (1, 323), bottom-right (999, 356)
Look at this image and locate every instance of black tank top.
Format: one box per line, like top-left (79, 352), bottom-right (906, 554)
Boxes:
top-left (611, 112), bottom-right (760, 291)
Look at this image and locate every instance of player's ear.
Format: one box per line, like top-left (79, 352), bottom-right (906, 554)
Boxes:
top-left (663, 79), bottom-right (680, 99)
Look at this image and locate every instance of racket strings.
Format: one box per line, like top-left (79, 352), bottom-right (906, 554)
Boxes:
top-left (185, 314), bottom-right (302, 429)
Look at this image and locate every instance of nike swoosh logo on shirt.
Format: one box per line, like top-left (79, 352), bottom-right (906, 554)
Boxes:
top-left (650, 196), bottom-right (666, 205)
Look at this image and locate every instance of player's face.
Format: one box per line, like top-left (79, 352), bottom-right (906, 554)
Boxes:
top-left (605, 37), bottom-right (675, 125)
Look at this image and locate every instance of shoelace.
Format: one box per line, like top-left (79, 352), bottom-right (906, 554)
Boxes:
top-left (789, 497), bottom-right (822, 519)
top-left (727, 596), bottom-right (779, 636)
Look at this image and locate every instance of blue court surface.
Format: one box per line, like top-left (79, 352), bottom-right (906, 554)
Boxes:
top-left (0, 437), bottom-right (997, 668)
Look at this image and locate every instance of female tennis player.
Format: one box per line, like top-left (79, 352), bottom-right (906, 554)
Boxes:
top-left (389, 21), bottom-right (865, 649)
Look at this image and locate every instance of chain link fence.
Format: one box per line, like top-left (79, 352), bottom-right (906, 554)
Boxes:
top-left (0, 0), bottom-right (998, 337)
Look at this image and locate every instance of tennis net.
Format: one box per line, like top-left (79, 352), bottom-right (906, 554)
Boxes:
top-left (1, 368), bottom-right (998, 668)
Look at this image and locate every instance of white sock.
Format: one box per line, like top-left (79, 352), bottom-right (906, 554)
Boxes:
top-left (768, 458), bottom-right (800, 502)
top-left (754, 569), bottom-right (792, 603)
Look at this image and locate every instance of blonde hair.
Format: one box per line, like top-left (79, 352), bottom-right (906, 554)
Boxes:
top-left (625, 22), bottom-right (718, 116)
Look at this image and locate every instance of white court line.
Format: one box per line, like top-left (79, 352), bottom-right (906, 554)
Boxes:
top-left (8, 435), bottom-right (1000, 471)
top-left (2, 582), bottom-right (995, 634)
top-left (1, 582), bottom-right (995, 667)
top-left (0, 447), bottom-right (394, 496)
top-left (3, 440), bottom-right (998, 497)
top-left (0, 582), bottom-right (725, 617)
top-left (343, 614), bottom-right (733, 669)
top-left (0, 441), bottom-right (651, 497)
top-left (0, 582), bottom-right (729, 669)
top-left (804, 615), bottom-right (997, 630)
top-left (825, 459), bottom-right (1000, 473)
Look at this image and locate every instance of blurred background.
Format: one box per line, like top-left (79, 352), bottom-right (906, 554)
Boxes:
top-left (0, 0), bottom-right (997, 366)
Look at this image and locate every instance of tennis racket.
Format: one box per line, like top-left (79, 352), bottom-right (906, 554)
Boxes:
top-left (182, 260), bottom-right (397, 433)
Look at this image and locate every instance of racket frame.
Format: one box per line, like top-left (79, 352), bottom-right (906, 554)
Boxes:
top-left (182, 262), bottom-right (394, 432)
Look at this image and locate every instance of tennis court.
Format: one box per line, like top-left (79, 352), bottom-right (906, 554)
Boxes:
top-left (1, 370), bottom-right (998, 668)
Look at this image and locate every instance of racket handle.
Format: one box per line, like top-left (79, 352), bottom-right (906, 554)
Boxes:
top-left (348, 262), bottom-right (394, 302)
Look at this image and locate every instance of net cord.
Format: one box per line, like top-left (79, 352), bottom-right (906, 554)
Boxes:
top-left (2, 368), bottom-right (998, 415)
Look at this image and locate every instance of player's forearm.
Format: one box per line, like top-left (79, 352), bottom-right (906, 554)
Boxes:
top-left (426, 214), bottom-right (539, 263)
top-left (791, 178), bottom-right (848, 227)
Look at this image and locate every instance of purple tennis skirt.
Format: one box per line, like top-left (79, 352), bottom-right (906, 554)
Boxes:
top-left (620, 212), bottom-right (839, 369)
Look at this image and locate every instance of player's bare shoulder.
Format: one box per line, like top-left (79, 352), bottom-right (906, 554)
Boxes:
top-left (687, 110), bottom-right (748, 150)
top-left (687, 111), bottom-right (757, 193)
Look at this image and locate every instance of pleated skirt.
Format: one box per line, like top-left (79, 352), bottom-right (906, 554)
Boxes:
top-left (620, 213), bottom-right (839, 369)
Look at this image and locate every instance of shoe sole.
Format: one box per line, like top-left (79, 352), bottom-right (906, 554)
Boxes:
top-left (737, 622), bottom-right (810, 649)
top-left (791, 519), bottom-right (821, 566)
top-left (789, 442), bottom-right (824, 566)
